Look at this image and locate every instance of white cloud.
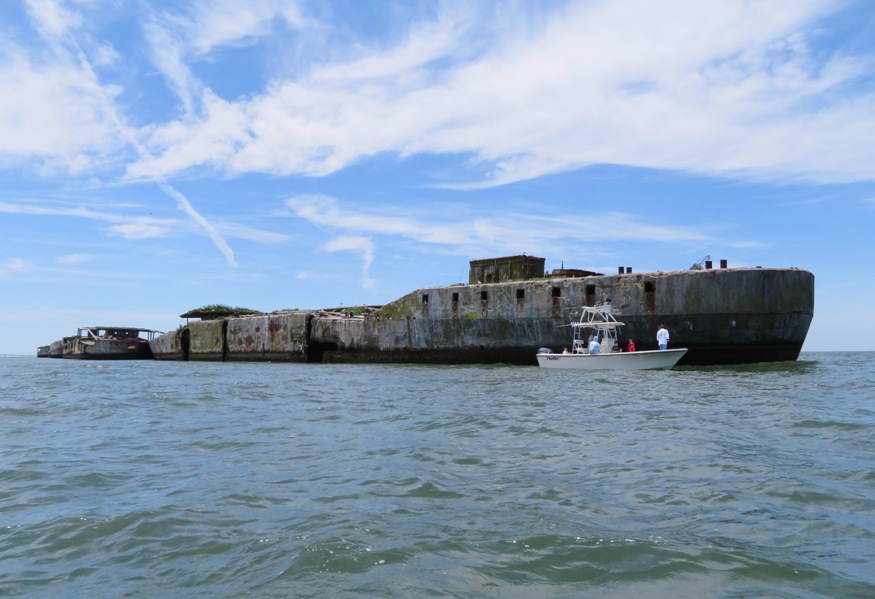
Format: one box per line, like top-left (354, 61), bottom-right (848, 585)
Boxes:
top-left (286, 194), bottom-right (713, 258)
top-left (105, 223), bottom-right (170, 240)
top-left (0, 5), bottom-right (242, 266)
top-left (56, 253), bottom-right (95, 265)
top-left (121, 0), bottom-right (875, 187)
top-left (0, 199), bottom-right (178, 226)
top-left (215, 222), bottom-right (292, 244)
top-left (0, 197), bottom-right (283, 260)
top-left (727, 241), bottom-right (770, 249)
top-left (24, 0), bottom-right (82, 40)
top-left (324, 235), bottom-right (376, 289)
top-left (6, 257), bottom-right (31, 271)
top-left (186, 0), bottom-right (308, 56)
top-left (3, 0), bottom-right (875, 189)
top-left (141, 1), bottom-right (309, 117)
top-left (0, 46), bottom-right (127, 168)
top-left (156, 181), bottom-right (237, 266)
top-left (1, 201), bottom-right (128, 220)
top-left (285, 194), bottom-right (482, 248)
top-left (142, 16), bottom-right (202, 118)
top-left (126, 90), bottom-right (250, 178)
top-left (0, 257), bottom-right (32, 278)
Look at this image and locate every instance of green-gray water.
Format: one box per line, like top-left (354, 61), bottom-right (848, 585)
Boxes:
top-left (1, 353), bottom-right (873, 598)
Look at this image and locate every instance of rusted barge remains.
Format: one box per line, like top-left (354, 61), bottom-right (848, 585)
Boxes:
top-left (39, 326), bottom-right (163, 360)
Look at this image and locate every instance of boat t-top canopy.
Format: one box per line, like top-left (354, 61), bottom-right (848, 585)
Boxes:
top-left (564, 305), bottom-right (626, 353)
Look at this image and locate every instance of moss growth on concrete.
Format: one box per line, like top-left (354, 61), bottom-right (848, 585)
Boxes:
top-left (378, 292), bottom-right (421, 320)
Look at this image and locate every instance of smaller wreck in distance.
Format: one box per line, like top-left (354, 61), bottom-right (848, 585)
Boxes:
top-left (37, 326), bottom-right (163, 360)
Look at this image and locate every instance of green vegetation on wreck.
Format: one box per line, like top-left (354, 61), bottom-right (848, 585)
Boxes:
top-left (378, 292), bottom-right (422, 320)
top-left (338, 306), bottom-right (370, 316)
top-left (180, 305), bottom-right (263, 320)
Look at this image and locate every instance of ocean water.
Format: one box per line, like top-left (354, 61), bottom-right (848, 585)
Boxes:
top-left (1, 353), bottom-right (873, 598)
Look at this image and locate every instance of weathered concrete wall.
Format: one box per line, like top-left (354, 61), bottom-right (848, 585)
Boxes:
top-left (151, 312), bottom-right (311, 361)
top-left (148, 267), bottom-right (814, 365)
top-left (226, 315), bottom-right (269, 357)
top-left (313, 267), bottom-right (814, 365)
top-left (189, 320), bottom-right (226, 361)
top-left (638, 268), bottom-right (815, 363)
top-left (49, 339), bottom-right (64, 357)
top-left (468, 255), bottom-right (545, 284)
top-left (150, 328), bottom-right (184, 360)
top-left (225, 312), bottom-right (309, 362)
top-left (308, 316), bottom-right (364, 350)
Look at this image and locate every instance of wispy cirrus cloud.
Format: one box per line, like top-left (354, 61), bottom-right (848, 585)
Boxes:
top-left (6, 1), bottom-right (875, 189)
top-left (0, 200), bottom-right (179, 229)
top-left (105, 223), bottom-right (170, 240)
top-left (185, 0), bottom-right (308, 56)
top-left (284, 194), bottom-right (714, 260)
top-left (124, 0), bottom-right (875, 187)
top-left (24, 0), bottom-right (81, 39)
top-left (285, 194), bottom-right (485, 248)
top-left (0, 257), bottom-right (32, 278)
top-left (727, 241), bottom-right (771, 249)
top-left (141, 0), bottom-right (309, 118)
top-left (0, 199), bottom-right (286, 246)
top-left (2, 1), bottom-right (241, 266)
top-left (56, 253), bottom-right (95, 265)
top-left (0, 42), bottom-right (127, 171)
top-left (324, 235), bottom-right (376, 290)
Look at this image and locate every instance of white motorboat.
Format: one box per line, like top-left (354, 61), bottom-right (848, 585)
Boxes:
top-left (536, 305), bottom-right (687, 370)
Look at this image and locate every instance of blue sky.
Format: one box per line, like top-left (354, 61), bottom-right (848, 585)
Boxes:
top-left (1, 0), bottom-right (874, 355)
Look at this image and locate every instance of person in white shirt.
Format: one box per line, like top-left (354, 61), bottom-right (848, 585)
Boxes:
top-left (656, 324), bottom-right (670, 350)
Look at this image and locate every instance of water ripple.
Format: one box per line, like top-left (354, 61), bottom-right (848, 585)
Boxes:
top-left (0, 354), bottom-right (874, 597)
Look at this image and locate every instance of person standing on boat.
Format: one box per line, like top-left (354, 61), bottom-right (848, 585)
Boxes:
top-left (626, 339), bottom-right (636, 352)
top-left (588, 335), bottom-right (601, 355)
top-left (656, 324), bottom-right (670, 350)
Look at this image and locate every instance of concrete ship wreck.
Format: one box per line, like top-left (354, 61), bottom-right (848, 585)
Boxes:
top-left (38, 326), bottom-right (163, 360)
top-left (149, 255), bottom-right (814, 366)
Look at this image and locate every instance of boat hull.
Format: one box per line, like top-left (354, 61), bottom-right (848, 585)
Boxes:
top-left (536, 348), bottom-right (687, 370)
